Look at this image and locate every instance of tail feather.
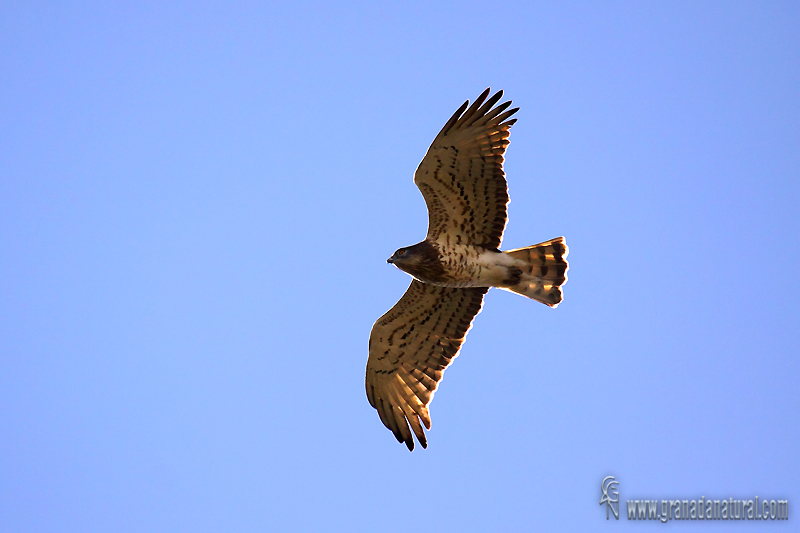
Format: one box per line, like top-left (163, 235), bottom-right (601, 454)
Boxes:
top-left (502, 237), bottom-right (569, 307)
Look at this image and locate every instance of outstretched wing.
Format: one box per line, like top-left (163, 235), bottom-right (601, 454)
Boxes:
top-left (366, 280), bottom-right (487, 450)
top-left (415, 88), bottom-right (519, 249)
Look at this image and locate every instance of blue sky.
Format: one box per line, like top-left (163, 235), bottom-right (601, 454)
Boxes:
top-left (1, 1), bottom-right (798, 531)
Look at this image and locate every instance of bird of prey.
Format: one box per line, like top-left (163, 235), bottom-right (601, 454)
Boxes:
top-left (365, 89), bottom-right (569, 451)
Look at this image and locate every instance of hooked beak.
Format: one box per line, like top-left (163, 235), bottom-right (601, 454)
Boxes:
top-left (387, 257), bottom-right (394, 264)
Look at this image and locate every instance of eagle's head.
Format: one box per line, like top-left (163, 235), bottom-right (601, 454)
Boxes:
top-left (386, 241), bottom-right (446, 283)
top-left (386, 247), bottom-right (411, 265)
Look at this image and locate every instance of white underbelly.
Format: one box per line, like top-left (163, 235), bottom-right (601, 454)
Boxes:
top-left (436, 246), bottom-right (522, 288)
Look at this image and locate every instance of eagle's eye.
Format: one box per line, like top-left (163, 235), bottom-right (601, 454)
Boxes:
top-left (397, 249), bottom-right (406, 256)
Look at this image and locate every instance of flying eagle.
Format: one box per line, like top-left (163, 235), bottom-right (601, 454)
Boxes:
top-left (365, 89), bottom-right (569, 450)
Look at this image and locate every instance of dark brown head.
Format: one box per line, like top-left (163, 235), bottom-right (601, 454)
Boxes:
top-left (387, 241), bottom-right (446, 283)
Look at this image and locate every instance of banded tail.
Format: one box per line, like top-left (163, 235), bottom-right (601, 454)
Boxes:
top-left (501, 237), bottom-right (569, 307)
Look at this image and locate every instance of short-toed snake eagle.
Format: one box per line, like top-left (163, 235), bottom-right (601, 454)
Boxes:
top-left (366, 89), bottom-right (569, 450)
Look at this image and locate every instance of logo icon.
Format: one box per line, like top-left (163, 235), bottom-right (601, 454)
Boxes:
top-left (600, 476), bottom-right (620, 520)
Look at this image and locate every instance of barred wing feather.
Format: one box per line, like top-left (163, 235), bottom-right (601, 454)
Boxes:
top-left (366, 280), bottom-right (487, 450)
top-left (414, 88), bottom-right (519, 249)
